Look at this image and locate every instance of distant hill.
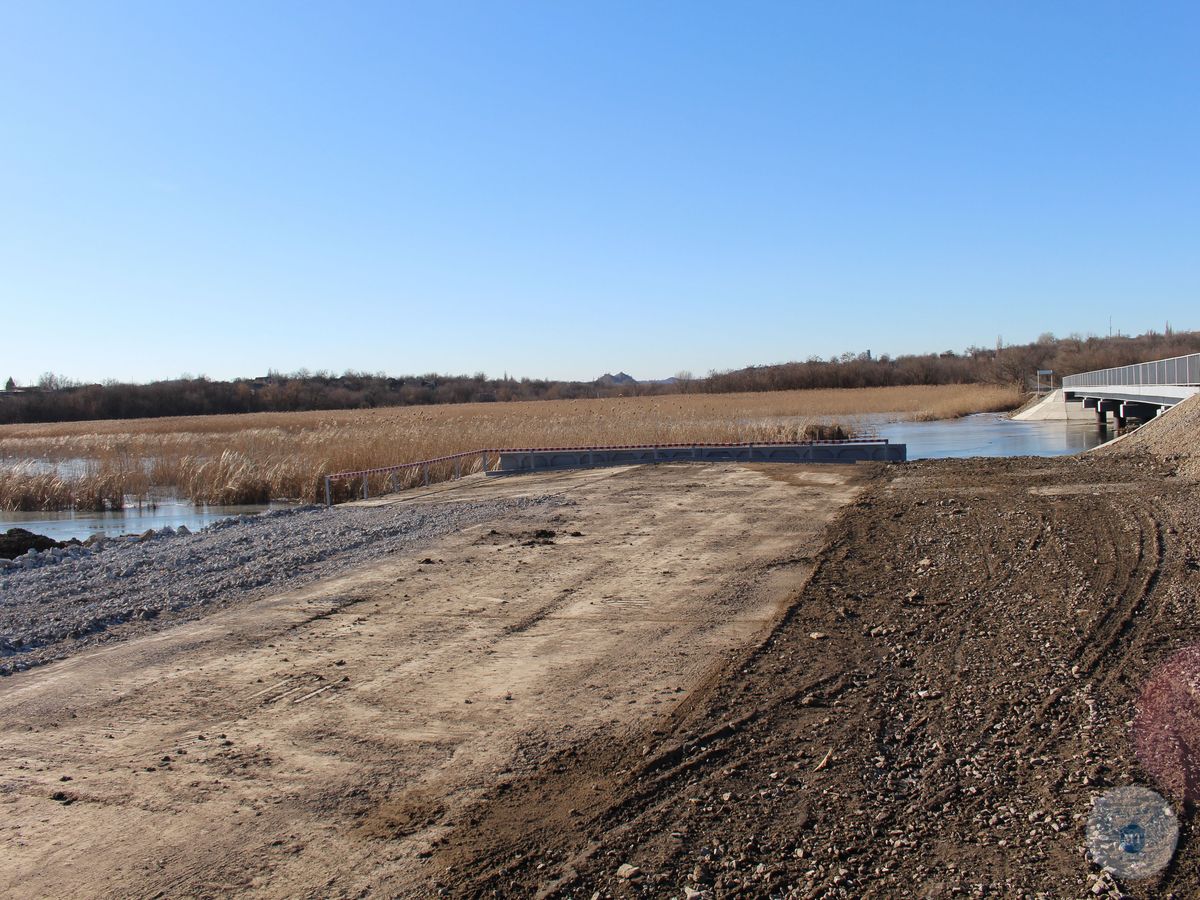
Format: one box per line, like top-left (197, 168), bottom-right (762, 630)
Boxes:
top-left (595, 372), bottom-right (637, 386)
top-left (594, 372), bottom-right (680, 386)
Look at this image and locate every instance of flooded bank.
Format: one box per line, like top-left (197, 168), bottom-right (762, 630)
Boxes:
top-left (0, 413), bottom-right (1112, 541)
top-left (868, 412), bottom-right (1109, 459)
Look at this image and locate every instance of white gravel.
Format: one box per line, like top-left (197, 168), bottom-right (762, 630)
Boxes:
top-left (0, 494), bottom-right (565, 675)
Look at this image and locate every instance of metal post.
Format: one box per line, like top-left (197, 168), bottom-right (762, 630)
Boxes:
top-left (454, 458), bottom-right (461, 479)
top-left (482, 450), bottom-right (489, 472)
top-left (423, 464), bottom-right (429, 486)
top-left (324, 476), bottom-right (332, 507)
top-left (362, 477), bottom-right (369, 500)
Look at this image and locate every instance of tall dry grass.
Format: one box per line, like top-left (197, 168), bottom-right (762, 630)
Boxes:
top-left (903, 384), bottom-right (1023, 420)
top-left (0, 384), bottom-right (1021, 509)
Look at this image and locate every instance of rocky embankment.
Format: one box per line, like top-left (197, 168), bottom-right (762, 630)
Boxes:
top-left (0, 495), bottom-right (564, 675)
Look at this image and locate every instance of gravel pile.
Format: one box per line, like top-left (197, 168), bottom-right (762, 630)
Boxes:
top-left (0, 495), bottom-right (563, 674)
top-left (1104, 391), bottom-right (1200, 478)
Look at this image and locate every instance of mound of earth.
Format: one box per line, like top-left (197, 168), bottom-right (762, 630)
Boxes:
top-left (0, 528), bottom-right (61, 560)
top-left (1104, 392), bottom-right (1200, 478)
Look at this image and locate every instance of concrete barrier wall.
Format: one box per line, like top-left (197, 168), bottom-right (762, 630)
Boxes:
top-left (494, 442), bottom-right (905, 473)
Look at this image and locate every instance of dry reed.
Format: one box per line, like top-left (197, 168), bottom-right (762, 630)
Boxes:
top-left (0, 384), bottom-right (1021, 510)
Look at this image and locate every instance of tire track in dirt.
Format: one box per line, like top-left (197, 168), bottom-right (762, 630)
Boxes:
top-left (427, 454), bottom-right (1195, 898)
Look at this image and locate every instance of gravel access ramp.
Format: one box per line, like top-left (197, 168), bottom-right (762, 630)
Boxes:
top-left (0, 463), bottom-right (866, 899)
top-left (0, 490), bottom-right (564, 673)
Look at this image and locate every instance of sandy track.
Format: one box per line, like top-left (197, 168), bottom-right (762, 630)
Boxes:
top-left (0, 462), bottom-right (866, 898)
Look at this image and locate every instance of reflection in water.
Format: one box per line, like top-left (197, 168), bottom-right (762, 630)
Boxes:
top-left (869, 413), bottom-right (1109, 460)
top-left (1, 498), bottom-right (294, 543)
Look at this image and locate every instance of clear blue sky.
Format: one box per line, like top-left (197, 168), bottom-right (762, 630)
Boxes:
top-left (2, 1), bottom-right (1197, 385)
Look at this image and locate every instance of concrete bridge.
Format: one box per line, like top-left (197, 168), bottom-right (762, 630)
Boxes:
top-left (1062, 352), bottom-right (1200, 428)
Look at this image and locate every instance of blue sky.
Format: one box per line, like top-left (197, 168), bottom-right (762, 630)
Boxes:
top-left (2, 1), bottom-right (1197, 384)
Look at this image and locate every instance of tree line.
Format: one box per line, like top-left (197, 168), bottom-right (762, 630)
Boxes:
top-left (699, 329), bottom-right (1200, 394)
top-left (2, 328), bottom-right (1198, 425)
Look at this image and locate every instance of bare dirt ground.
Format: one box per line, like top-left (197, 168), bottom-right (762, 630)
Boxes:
top-left (0, 462), bottom-right (866, 898)
top-left (434, 452), bottom-right (1200, 899)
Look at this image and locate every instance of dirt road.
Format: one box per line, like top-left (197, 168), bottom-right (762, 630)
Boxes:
top-left (0, 463), bottom-right (866, 898)
top-left (436, 453), bottom-right (1200, 898)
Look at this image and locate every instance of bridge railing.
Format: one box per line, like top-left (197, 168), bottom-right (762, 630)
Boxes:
top-left (1062, 352), bottom-right (1200, 389)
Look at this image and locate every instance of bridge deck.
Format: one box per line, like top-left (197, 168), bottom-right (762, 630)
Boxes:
top-left (1061, 351), bottom-right (1200, 422)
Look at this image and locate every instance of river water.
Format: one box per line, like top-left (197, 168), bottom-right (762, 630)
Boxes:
top-left (0, 498), bottom-right (299, 543)
top-left (868, 413), bottom-right (1108, 460)
top-left (1, 413), bottom-right (1110, 542)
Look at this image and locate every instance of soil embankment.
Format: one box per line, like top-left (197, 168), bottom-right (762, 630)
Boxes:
top-left (0, 528), bottom-right (63, 560)
top-left (1100, 391), bottom-right (1200, 478)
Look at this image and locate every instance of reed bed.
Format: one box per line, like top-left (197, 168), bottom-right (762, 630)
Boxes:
top-left (904, 385), bottom-right (1023, 421)
top-left (0, 384), bottom-right (1021, 510)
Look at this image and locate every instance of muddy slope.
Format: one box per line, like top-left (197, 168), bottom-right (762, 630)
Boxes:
top-left (432, 453), bottom-right (1199, 898)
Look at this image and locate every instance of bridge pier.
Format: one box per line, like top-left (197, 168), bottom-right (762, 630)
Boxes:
top-left (1096, 398), bottom-right (1125, 428)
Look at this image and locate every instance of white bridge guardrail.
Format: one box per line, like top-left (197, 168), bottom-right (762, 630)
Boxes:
top-left (1062, 352), bottom-right (1200, 389)
top-left (322, 439), bottom-right (898, 506)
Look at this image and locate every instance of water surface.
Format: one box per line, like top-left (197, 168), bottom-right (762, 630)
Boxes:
top-left (2, 498), bottom-right (290, 543)
top-left (869, 413), bottom-right (1108, 459)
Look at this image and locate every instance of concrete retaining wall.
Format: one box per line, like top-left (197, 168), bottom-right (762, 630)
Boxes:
top-left (493, 442), bottom-right (905, 474)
